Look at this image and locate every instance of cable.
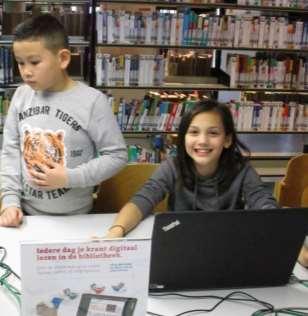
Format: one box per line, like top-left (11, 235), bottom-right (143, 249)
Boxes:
top-left (0, 246), bottom-right (6, 261)
top-left (0, 246), bottom-right (21, 306)
top-left (290, 274), bottom-right (308, 288)
top-left (148, 291), bottom-right (308, 316)
top-left (252, 307), bottom-right (308, 316)
top-left (147, 291), bottom-right (274, 316)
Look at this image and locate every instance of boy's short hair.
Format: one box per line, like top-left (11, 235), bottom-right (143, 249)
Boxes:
top-left (13, 13), bottom-right (69, 52)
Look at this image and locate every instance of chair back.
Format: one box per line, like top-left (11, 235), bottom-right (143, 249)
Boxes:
top-left (301, 187), bottom-right (308, 207)
top-left (93, 163), bottom-right (167, 213)
top-left (278, 154), bottom-right (308, 207)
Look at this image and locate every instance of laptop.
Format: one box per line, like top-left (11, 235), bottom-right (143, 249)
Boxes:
top-left (149, 208), bottom-right (308, 291)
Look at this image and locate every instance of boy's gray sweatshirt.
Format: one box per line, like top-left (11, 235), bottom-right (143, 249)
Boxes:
top-left (131, 158), bottom-right (278, 218)
top-left (1, 82), bottom-right (127, 215)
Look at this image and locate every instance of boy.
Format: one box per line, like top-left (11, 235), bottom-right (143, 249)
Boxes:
top-left (0, 14), bottom-right (127, 226)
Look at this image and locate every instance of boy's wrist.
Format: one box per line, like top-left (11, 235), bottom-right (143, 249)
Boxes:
top-left (0, 206), bottom-right (20, 215)
top-left (66, 168), bottom-right (84, 188)
top-left (1, 195), bottom-right (21, 212)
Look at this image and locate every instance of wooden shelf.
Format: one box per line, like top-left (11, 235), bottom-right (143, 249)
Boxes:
top-left (0, 37), bottom-right (89, 47)
top-left (2, 0), bottom-right (89, 4)
top-left (97, 84), bottom-right (308, 93)
top-left (238, 130), bottom-right (308, 134)
top-left (95, 1), bottom-right (308, 13)
top-left (121, 131), bottom-right (308, 136)
top-left (249, 152), bottom-right (301, 160)
top-left (96, 43), bottom-right (308, 54)
top-left (255, 167), bottom-right (286, 177)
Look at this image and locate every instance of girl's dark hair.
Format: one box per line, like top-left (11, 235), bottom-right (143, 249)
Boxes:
top-left (13, 13), bottom-right (69, 52)
top-left (176, 99), bottom-right (250, 190)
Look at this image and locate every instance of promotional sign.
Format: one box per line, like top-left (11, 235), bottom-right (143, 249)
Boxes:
top-left (21, 238), bottom-right (151, 316)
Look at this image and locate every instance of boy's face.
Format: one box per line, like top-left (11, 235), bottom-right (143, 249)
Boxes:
top-left (13, 40), bottom-right (70, 92)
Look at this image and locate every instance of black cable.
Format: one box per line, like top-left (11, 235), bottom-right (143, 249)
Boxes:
top-left (0, 246), bottom-right (7, 262)
top-left (148, 290), bottom-right (275, 316)
top-left (252, 307), bottom-right (308, 316)
top-left (148, 291), bottom-right (308, 316)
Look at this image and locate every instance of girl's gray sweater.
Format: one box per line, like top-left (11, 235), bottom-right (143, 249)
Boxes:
top-left (131, 158), bottom-right (278, 218)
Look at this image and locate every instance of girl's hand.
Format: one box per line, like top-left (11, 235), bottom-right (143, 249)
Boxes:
top-left (298, 245), bottom-right (308, 267)
top-left (29, 161), bottom-right (68, 190)
top-left (0, 207), bottom-right (23, 227)
top-left (105, 225), bottom-right (126, 238)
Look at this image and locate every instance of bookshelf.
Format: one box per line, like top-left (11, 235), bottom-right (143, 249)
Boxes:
top-left (0, 0), bottom-right (91, 86)
top-left (0, 0), bottom-right (91, 133)
top-left (90, 0), bottom-right (308, 13)
top-left (0, 0), bottom-right (307, 175)
top-left (91, 1), bottom-right (308, 93)
top-left (90, 0), bottom-right (308, 175)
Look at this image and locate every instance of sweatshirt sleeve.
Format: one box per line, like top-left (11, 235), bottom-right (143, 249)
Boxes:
top-left (66, 93), bottom-right (128, 188)
top-left (242, 164), bottom-right (279, 209)
top-left (130, 158), bottom-right (175, 218)
top-left (0, 95), bottom-right (22, 210)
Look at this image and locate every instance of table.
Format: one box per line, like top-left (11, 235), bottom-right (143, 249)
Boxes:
top-left (0, 214), bottom-right (307, 316)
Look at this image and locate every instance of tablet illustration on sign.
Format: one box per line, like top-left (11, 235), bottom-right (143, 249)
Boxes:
top-left (76, 294), bottom-right (137, 316)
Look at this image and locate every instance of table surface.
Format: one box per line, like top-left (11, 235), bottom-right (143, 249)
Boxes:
top-left (0, 214), bottom-right (307, 316)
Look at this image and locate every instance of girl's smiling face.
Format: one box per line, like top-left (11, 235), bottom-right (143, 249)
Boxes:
top-left (185, 111), bottom-right (232, 177)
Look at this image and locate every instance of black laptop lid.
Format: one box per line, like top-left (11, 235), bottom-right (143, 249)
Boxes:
top-left (149, 208), bottom-right (308, 291)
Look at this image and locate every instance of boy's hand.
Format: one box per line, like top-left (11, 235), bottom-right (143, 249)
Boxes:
top-left (0, 207), bottom-right (23, 227)
top-left (29, 161), bottom-right (68, 190)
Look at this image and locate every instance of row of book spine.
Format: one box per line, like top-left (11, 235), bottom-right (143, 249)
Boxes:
top-left (227, 54), bottom-right (308, 90)
top-left (160, 0), bottom-right (306, 7)
top-left (0, 47), bottom-right (14, 85)
top-left (95, 53), bottom-right (165, 87)
top-left (237, 0), bottom-right (307, 7)
top-left (96, 9), bottom-right (308, 49)
top-left (110, 96), bottom-right (197, 132)
top-left (107, 94), bottom-right (308, 132)
top-left (227, 100), bottom-right (308, 131)
top-left (1, 92), bottom-right (307, 133)
top-left (141, 0), bottom-right (303, 5)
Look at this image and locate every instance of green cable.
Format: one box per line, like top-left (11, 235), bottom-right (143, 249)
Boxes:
top-left (0, 247), bottom-right (21, 306)
top-left (252, 309), bottom-right (308, 316)
top-left (1, 279), bottom-right (21, 305)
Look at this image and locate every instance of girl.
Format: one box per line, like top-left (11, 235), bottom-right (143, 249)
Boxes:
top-left (106, 99), bottom-right (278, 238)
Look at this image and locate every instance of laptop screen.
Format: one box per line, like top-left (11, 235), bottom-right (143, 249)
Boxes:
top-left (149, 208), bottom-right (308, 291)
